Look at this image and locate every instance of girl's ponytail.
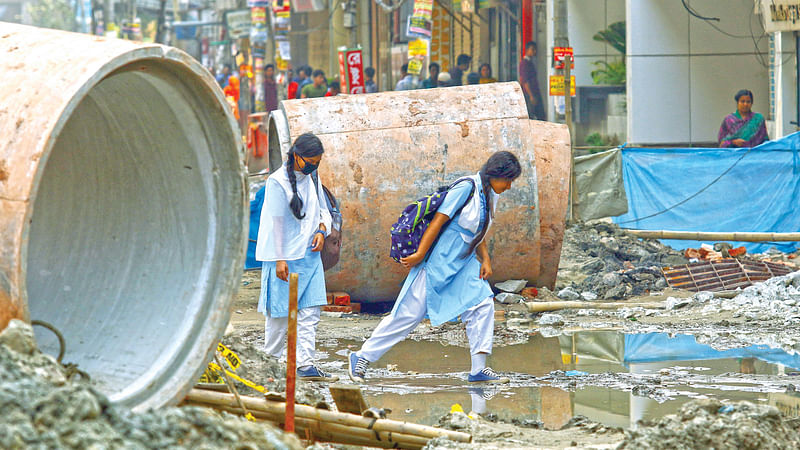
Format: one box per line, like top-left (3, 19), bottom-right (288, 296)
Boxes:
top-left (286, 149), bottom-right (305, 219)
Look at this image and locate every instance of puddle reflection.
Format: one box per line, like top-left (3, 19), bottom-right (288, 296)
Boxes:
top-left (322, 331), bottom-right (800, 429)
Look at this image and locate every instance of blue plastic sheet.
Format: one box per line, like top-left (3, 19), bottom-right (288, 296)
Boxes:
top-left (624, 333), bottom-right (800, 370)
top-left (613, 133), bottom-right (800, 253)
top-left (245, 186), bottom-right (265, 270)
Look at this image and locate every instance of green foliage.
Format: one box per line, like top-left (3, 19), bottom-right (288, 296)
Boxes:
top-left (592, 21), bottom-right (626, 54)
top-left (591, 60), bottom-right (626, 85)
top-left (28, 0), bottom-right (77, 32)
top-left (584, 132), bottom-right (620, 152)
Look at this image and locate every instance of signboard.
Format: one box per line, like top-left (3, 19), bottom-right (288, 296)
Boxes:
top-left (549, 75), bottom-right (576, 96)
top-left (250, 7), bottom-right (268, 44)
top-left (407, 59), bottom-right (423, 75)
top-left (553, 47), bottom-right (574, 70)
top-left (337, 48), bottom-right (366, 94)
top-left (225, 10), bottom-right (251, 39)
top-left (407, 0), bottom-right (433, 38)
top-left (293, 0), bottom-right (326, 12)
top-left (760, 0), bottom-right (800, 33)
top-left (408, 39), bottom-right (427, 57)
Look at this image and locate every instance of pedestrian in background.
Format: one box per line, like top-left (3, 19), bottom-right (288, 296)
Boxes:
top-left (436, 72), bottom-right (453, 87)
top-left (256, 133), bottom-right (337, 382)
top-left (466, 72), bottom-right (480, 85)
top-left (297, 66), bottom-right (314, 99)
top-left (364, 67), bottom-right (378, 93)
top-left (421, 62), bottom-right (440, 89)
top-left (519, 41), bottom-right (545, 120)
top-left (348, 151), bottom-right (523, 385)
top-left (216, 63), bottom-right (232, 87)
top-left (287, 67), bottom-right (302, 100)
top-left (395, 63), bottom-right (418, 91)
top-left (264, 64), bottom-right (279, 113)
top-left (479, 63), bottom-right (497, 84)
top-left (301, 70), bottom-right (328, 98)
top-left (449, 54), bottom-right (472, 86)
top-left (718, 89), bottom-right (769, 148)
top-left (325, 80), bottom-right (341, 97)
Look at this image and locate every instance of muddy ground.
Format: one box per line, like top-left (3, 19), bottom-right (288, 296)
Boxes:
top-left (225, 222), bottom-right (800, 449)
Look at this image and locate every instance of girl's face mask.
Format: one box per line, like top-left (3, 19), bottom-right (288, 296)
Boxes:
top-left (298, 155), bottom-right (321, 174)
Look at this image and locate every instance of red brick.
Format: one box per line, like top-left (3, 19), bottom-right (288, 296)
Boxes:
top-left (326, 293), bottom-right (334, 305)
top-left (520, 287), bottom-right (538, 298)
top-left (729, 246), bottom-right (747, 257)
top-left (334, 294), bottom-right (351, 306)
top-left (322, 305), bottom-right (352, 313)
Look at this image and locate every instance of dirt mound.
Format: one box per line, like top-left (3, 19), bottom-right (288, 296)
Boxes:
top-left (557, 221), bottom-right (688, 299)
top-left (0, 319), bottom-right (302, 449)
top-left (620, 399), bottom-right (800, 449)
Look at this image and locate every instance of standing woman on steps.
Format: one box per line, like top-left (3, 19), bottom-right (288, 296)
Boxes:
top-left (348, 151), bottom-right (523, 384)
top-left (255, 132), bottom-right (338, 382)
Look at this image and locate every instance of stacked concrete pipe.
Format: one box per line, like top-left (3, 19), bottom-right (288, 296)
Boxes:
top-left (0, 24), bottom-right (247, 411)
top-left (266, 82), bottom-right (571, 302)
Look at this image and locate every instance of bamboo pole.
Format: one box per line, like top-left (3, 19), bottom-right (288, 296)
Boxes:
top-left (525, 300), bottom-right (665, 313)
top-left (184, 389), bottom-right (472, 443)
top-left (190, 402), bottom-right (432, 449)
top-left (286, 272), bottom-right (299, 432)
top-left (626, 229), bottom-right (800, 242)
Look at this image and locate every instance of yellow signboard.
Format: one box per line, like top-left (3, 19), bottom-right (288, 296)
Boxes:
top-left (549, 75), bottom-right (576, 97)
top-left (408, 39), bottom-right (427, 57)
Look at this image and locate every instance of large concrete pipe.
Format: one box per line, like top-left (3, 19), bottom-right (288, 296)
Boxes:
top-left (267, 82), bottom-right (570, 302)
top-left (0, 24), bottom-right (246, 411)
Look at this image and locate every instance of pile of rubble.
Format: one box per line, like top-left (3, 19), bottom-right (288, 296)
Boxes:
top-left (0, 320), bottom-right (301, 449)
top-left (620, 399), bottom-right (800, 449)
top-left (557, 221), bottom-right (688, 299)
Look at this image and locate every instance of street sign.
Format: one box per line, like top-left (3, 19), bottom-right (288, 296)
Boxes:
top-left (760, 1), bottom-right (800, 32)
top-left (553, 47), bottom-right (574, 70)
top-left (225, 10), bottom-right (251, 39)
top-left (338, 48), bottom-right (366, 94)
top-left (549, 75), bottom-right (576, 97)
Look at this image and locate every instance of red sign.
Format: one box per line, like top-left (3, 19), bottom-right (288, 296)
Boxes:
top-left (337, 48), bottom-right (365, 94)
top-left (553, 47), bottom-right (574, 70)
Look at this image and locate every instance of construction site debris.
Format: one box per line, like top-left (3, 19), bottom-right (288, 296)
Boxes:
top-left (662, 258), bottom-right (792, 292)
top-left (558, 221), bottom-right (688, 299)
top-left (619, 399), bottom-right (800, 449)
top-left (494, 280), bottom-right (528, 294)
top-left (0, 320), bottom-right (301, 449)
top-left (495, 293), bottom-right (525, 304)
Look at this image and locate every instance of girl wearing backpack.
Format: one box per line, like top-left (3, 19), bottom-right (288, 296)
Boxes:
top-left (255, 132), bottom-right (338, 382)
top-left (348, 151), bottom-right (522, 384)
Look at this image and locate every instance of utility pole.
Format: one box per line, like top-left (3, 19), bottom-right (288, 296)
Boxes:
top-left (554, 0), bottom-right (577, 222)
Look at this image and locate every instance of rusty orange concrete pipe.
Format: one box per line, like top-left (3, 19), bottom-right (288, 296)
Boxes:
top-left (267, 82), bottom-right (570, 301)
top-left (0, 24), bottom-right (247, 411)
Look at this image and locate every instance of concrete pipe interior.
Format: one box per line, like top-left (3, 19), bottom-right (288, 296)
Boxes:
top-left (24, 59), bottom-right (245, 411)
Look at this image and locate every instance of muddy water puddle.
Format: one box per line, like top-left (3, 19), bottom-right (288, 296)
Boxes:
top-left (315, 331), bottom-right (800, 430)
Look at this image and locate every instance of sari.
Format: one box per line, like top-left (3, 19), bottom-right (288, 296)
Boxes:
top-left (718, 111), bottom-right (768, 148)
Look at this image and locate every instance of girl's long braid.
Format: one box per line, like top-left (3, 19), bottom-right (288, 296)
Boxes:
top-left (464, 170), bottom-right (493, 257)
top-left (286, 150), bottom-right (305, 219)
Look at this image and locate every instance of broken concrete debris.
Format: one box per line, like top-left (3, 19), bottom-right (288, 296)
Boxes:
top-left (620, 399), bottom-right (800, 449)
top-left (495, 293), bottom-right (525, 304)
top-left (0, 320), bottom-right (302, 450)
top-left (494, 279), bottom-right (527, 294)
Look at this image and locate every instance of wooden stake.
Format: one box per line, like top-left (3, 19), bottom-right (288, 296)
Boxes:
top-left (286, 272), bottom-right (299, 432)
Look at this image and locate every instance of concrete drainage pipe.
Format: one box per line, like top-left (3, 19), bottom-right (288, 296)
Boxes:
top-left (0, 24), bottom-right (247, 411)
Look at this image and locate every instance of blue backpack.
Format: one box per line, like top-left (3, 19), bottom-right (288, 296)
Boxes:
top-left (390, 178), bottom-right (476, 263)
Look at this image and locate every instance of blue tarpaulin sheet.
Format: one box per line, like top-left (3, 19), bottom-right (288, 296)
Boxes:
top-left (613, 132), bottom-right (800, 253)
top-left (624, 333), bottom-right (800, 370)
top-left (245, 186), bottom-right (265, 270)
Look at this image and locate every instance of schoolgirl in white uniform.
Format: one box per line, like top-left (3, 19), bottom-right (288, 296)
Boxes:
top-left (256, 133), bottom-right (337, 381)
top-left (348, 151), bottom-right (522, 383)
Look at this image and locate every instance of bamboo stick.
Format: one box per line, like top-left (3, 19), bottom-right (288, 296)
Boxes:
top-left (184, 389), bottom-right (472, 443)
top-left (185, 401), bottom-right (431, 449)
top-left (525, 300), bottom-right (665, 313)
top-left (626, 229), bottom-right (800, 242)
top-left (286, 272), bottom-right (299, 432)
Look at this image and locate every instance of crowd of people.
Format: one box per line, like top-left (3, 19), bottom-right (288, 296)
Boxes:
top-left (211, 40), bottom-right (547, 121)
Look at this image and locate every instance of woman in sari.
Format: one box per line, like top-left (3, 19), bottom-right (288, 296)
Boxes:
top-left (718, 89), bottom-right (768, 148)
